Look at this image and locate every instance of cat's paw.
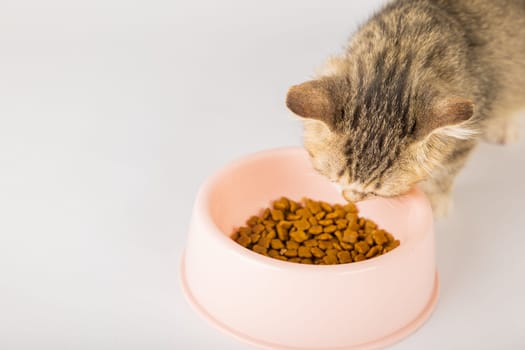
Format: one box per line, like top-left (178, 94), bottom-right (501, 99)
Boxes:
top-left (429, 193), bottom-right (453, 219)
top-left (483, 119), bottom-right (521, 145)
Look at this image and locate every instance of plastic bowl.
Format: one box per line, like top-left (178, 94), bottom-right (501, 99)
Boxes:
top-left (180, 147), bottom-right (438, 350)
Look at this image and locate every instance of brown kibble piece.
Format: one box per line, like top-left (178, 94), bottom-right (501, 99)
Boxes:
top-left (354, 254), bottom-right (366, 262)
top-left (320, 202), bottom-right (333, 212)
top-left (268, 249), bottom-right (280, 258)
top-left (305, 199), bottom-right (321, 214)
top-left (262, 208), bottom-right (271, 220)
top-left (303, 239), bottom-right (318, 247)
top-left (325, 211), bottom-right (340, 220)
top-left (355, 241), bottom-right (370, 254)
top-left (298, 246), bottom-right (312, 258)
top-left (273, 197), bottom-right (289, 211)
top-left (250, 233), bottom-right (261, 244)
top-left (239, 227), bottom-right (252, 236)
top-left (252, 245), bottom-right (267, 255)
top-left (337, 251), bottom-right (352, 263)
top-left (277, 221), bottom-right (292, 241)
top-left (318, 219), bottom-right (333, 226)
top-left (289, 199), bottom-right (299, 213)
top-left (345, 212), bottom-right (358, 222)
top-left (290, 230), bottom-right (309, 243)
top-left (294, 219), bottom-right (311, 231)
top-left (385, 232), bottom-right (395, 242)
top-left (366, 246), bottom-right (380, 258)
top-left (324, 225), bottom-right (337, 233)
top-left (247, 216), bottom-right (260, 227)
top-left (308, 216), bottom-right (318, 226)
top-left (315, 211), bottom-right (326, 220)
top-left (264, 221), bottom-right (276, 230)
top-left (271, 209), bottom-right (284, 222)
top-left (252, 224), bottom-right (265, 234)
top-left (336, 219), bottom-right (348, 230)
top-left (286, 240), bottom-right (299, 250)
top-left (342, 230), bottom-right (358, 243)
top-left (318, 240), bottom-right (333, 250)
top-left (258, 236), bottom-right (271, 249)
top-left (340, 242), bottom-right (353, 250)
top-left (349, 223), bottom-right (360, 232)
top-left (317, 233), bottom-right (333, 241)
top-left (285, 249), bottom-right (298, 257)
top-left (344, 203), bottom-right (358, 213)
top-left (323, 255), bottom-right (338, 264)
top-left (286, 213), bottom-right (301, 220)
top-left (277, 221), bottom-right (293, 231)
top-left (266, 230), bottom-right (276, 240)
top-left (384, 240), bottom-right (401, 252)
top-left (296, 208), bottom-right (312, 218)
top-left (289, 257), bottom-right (302, 263)
top-left (237, 234), bottom-right (251, 247)
top-left (372, 230), bottom-right (388, 246)
top-left (308, 225), bottom-right (323, 235)
top-left (311, 247), bottom-right (325, 258)
top-left (364, 220), bottom-right (377, 232)
top-left (325, 249), bottom-right (338, 257)
top-left (271, 239), bottom-right (284, 250)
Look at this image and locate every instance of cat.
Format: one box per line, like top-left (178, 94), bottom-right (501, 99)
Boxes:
top-left (285, 0), bottom-right (525, 218)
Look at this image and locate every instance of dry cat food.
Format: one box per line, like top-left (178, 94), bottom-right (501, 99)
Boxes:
top-left (232, 197), bottom-right (400, 265)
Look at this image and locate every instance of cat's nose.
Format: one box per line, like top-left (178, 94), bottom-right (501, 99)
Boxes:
top-left (342, 189), bottom-right (367, 202)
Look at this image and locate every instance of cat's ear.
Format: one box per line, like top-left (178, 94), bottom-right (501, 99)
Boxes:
top-left (286, 80), bottom-right (337, 126)
top-left (415, 97), bottom-right (474, 139)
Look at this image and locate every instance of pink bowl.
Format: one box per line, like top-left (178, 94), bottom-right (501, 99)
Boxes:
top-left (180, 147), bottom-right (438, 350)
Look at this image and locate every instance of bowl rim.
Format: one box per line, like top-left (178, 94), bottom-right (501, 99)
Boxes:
top-left (194, 146), bottom-right (434, 273)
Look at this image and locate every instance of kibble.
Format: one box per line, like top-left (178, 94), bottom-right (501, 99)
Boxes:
top-left (298, 246), bottom-right (312, 258)
top-left (271, 239), bottom-right (284, 250)
top-left (290, 230), bottom-right (308, 243)
top-left (232, 197), bottom-right (400, 265)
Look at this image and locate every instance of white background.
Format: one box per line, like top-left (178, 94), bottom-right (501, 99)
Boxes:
top-left (1, 0), bottom-right (524, 349)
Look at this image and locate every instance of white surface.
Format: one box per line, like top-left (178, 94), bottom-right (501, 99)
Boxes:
top-left (0, 1), bottom-right (523, 349)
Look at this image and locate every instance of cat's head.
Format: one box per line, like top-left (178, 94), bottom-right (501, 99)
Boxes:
top-left (286, 75), bottom-right (475, 202)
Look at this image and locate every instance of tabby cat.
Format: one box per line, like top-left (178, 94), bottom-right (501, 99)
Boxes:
top-left (286, 0), bottom-right (525, 217)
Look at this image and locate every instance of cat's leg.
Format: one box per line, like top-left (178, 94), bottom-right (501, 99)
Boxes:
top-left (482, 110), bottom-right (523, 145)
top-left (419, 141), bottom-right (477, 218)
